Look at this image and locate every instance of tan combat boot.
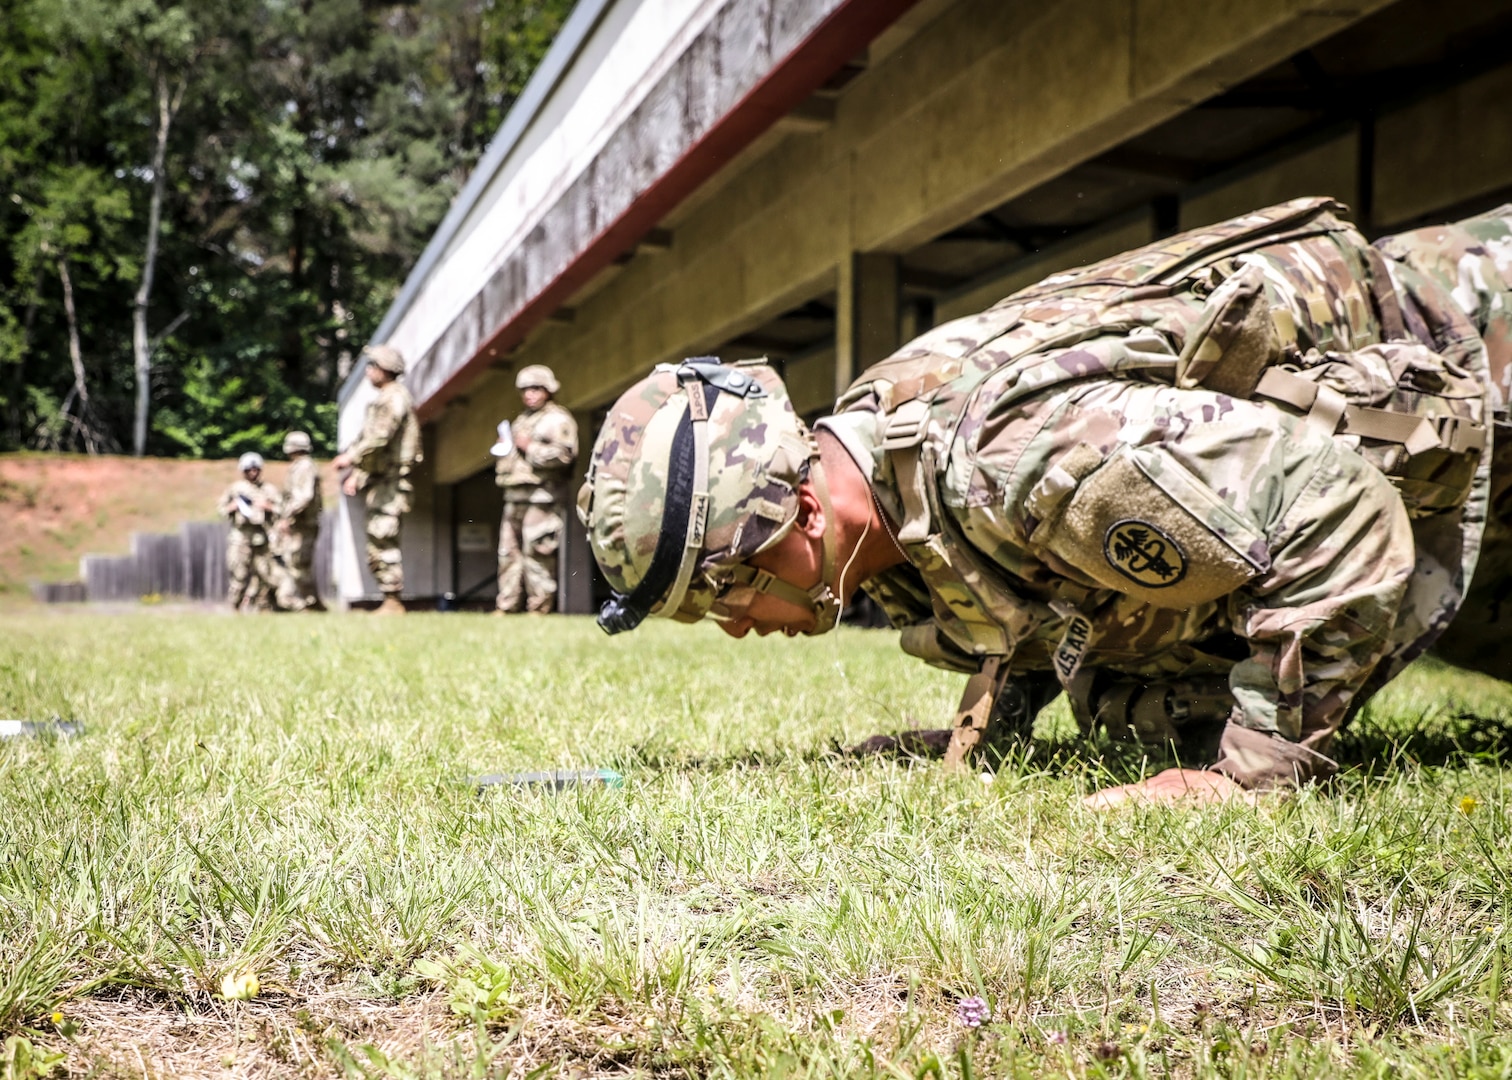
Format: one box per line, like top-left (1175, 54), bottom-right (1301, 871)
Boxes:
top-left (375, 595), bottom-right (406, 615)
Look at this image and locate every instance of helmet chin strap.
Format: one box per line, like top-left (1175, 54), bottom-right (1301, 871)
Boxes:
top-left (801, 458), bottom-right (842, 635)
top-left (722, 459), bottom-right (842, 634)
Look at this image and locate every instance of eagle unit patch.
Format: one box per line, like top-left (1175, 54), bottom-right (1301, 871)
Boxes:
top-left (1033, 444), bottom-right (1265, 609)
top-left (1104, 520), bottom-right (1187, 589)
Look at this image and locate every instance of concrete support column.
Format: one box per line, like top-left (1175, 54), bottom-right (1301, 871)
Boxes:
top-left (402, 454), bottom-right (440, 599)
top-left (432, 478), bottom-right (455, 598)
top-left (558, 407), bottom-right (597, 615)
top-left (835, 252), bottom-right (900, 397)
top-left (559, 498), bottom-right (595, 615)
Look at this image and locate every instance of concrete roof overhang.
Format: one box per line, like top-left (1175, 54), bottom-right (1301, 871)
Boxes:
top-left (342, 0), bottom-right (923, 422)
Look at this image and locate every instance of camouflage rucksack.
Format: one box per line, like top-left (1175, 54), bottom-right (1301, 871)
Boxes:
top-left (848, 197), bottom-right (1486, 517)
top-left (838, 197), bottom-right (1490, 668)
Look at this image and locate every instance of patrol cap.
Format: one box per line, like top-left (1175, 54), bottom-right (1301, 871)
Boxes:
top-left (238, 452), bottom-right (265, 472)
top-left (516, 364), bottom-right (560, 394)
top-left (579, 358), bottom-right (839, 635)
top-left (363, 343), bottom-right (405, 374)
top-left (283, 430), bottom-right (312, 455)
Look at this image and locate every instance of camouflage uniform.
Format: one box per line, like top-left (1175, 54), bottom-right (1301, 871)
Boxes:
top-left (583, 198), bottom-right (1512, 790)
top-left (1374, 216), bottom-right (1512, 674)
top-left (496, 402), bottom-right (578, 612)
top-left (275, 452), bottom-right (323, 611)
top-left (218, 474), bottom-right (282, 611)
top-left (344, 380), bottom-right (421, 598)
top-left (822, 197), bottom-right (1510, 787)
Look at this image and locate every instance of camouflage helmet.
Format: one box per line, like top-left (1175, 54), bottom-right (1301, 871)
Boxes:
top-left (516, 364), bottom-right (560, 394)
top-left (237, 452), bottom-right (264, 473)
top-left (282, 430), bottom-right (312, 455)
top-left (578, 358), bottom-right (839, 635)
top-left (363, 343), bottom-right (405, 374)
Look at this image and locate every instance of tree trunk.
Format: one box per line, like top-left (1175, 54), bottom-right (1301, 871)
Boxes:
top-left (57, 256), bottom-right (98, 453)
top-left (133, 72), bottom-right (177, 457)
top-left (58, 257), bottom-right (87, 409)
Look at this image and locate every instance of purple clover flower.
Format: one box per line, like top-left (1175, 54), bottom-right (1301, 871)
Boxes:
top-left (956, 995), bottom-right (991, 1028)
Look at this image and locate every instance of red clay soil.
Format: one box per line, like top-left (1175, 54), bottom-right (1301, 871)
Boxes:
top-left (0, 452), bottom-right (319, 599)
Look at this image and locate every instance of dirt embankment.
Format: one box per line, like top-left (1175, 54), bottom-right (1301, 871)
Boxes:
top-left (0, 453), bottom-right (318, 598)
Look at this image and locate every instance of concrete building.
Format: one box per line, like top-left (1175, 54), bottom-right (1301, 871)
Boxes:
top-left (334, 0), bottom-right (1512, 610)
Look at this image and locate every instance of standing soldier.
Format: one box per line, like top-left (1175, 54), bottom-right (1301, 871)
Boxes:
top-left (494, 365), bottom-right (578, 613)
top-left (217, 452), bottom-right (281, 611)
top-left (274, 430), bottom-right (325, 612)
top-left (331, 344), bottom-right (421, 615)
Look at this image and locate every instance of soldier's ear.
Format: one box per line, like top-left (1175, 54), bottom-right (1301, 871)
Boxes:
top-left (793, 482), bottom-right (826, 541)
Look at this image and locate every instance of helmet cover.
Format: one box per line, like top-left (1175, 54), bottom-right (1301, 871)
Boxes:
top-left (579, 359), bottom-right (823, 629)
top-left (363, 343), bottom-right (405, 374)
top-left (515, 364), bottom-right (560, 394)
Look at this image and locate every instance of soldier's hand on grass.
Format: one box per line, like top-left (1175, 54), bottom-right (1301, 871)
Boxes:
top-left (1084, 767), bottom-right (1255, 809)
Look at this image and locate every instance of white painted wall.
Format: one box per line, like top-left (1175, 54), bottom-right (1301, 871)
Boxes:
top-left (334, 377), bottom-right (378, 601)
top-left (335, 0), bottom-right (730, 600)
top-left (384, 0), bottom-right (723, 376)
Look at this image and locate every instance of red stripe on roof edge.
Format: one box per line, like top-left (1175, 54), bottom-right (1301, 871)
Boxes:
top-left (416, 0), bottom-right (925, 422)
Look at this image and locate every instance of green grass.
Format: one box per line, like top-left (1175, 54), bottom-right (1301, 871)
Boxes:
top-left (0, 612), bottom-right (1509, 1078)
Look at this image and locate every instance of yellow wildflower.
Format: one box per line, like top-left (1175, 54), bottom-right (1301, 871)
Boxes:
top-left (219, 970), bottom-right (260, 1000)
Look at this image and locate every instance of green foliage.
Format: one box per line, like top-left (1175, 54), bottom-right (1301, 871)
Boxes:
top-left (0, 0), bottom-right (566, 457)
top-left (475, 0), bottom-right (576, 144)
top-left (1, 1034), bottom-right (66, 1080)
top-left (414, 946), bottom-right (522, 1025)
top-left (154, 351), bottom-right (338, 459)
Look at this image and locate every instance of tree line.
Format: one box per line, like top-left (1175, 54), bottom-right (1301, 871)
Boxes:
top-left (0, 0), bottom-right (571, 459)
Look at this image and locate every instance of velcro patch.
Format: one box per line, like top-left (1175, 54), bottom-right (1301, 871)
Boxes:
top-left (1025, 443), bottom-right (1104, 521)
top-left (1033, 445), bottom-right (1268, 610)
top-left (753, 498), bottom-right (788, 522)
